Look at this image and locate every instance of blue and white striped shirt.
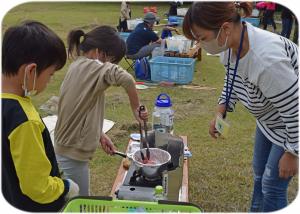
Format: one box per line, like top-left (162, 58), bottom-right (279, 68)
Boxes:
top-left (219, 22), bottom-right (298, 156)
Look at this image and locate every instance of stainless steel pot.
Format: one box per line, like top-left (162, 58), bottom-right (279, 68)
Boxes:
top-left (132, 148), bottom-right (171, 179)
top-left (114, 148), bottom-right (171, 179)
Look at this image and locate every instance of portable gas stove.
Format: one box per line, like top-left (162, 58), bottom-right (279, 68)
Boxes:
top-left (114, 132), bottom-right (186, 202)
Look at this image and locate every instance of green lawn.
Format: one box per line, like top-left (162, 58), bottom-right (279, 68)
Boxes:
top-left (2, 2), bottom-right (298, 212)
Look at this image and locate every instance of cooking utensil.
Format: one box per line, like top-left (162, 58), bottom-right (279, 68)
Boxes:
top-left (138, 123), bottom-right (146, 161)
top-left (137, 107), bottom-right (146, 161)
top-left (140, 150), bottom-right (145, 161)
top-left (139, 105), bottom-right (150, 160)
top-left (114, 151), bottom-right (130, 158)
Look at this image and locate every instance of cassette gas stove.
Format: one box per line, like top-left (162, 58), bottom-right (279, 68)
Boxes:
top-left (114, 132), bottom-right (186, 202)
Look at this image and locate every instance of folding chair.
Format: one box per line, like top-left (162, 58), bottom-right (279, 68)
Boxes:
top-left (118, 32), bottom-right (136, 71)
top-left (124, 56), bottom-right (136, 71)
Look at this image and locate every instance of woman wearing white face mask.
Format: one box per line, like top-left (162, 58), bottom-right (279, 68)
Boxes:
top-left (183, 2), bottom-right (298, 212)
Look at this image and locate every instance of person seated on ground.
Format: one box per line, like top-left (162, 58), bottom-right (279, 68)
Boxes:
top-left (117, 1), bottom-right (131, 32)
top-left (126, 12), bottom-right (162, 60)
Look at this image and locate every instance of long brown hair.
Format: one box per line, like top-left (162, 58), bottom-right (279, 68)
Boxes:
top-left (67, 25), bottom-right (126, 64)
top-left (183, 2), bottom-right (253, 40)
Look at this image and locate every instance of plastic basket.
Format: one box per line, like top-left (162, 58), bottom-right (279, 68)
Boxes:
top-left (251, 9), bottom-right (260, 17)
top-left (127, 19), bottom-right (143, 30)
top-left (149, 56), bottom-right (196, 84)
top-left (144, 6), bottom-right (157, 14)
top-left (119, 32), bottom-right (131, 42)
top-left (61, 196), bottom-right (202, 212)
top-left (241, 17), bottom-right (260, 27)
top-left (177, 8), bottom-right (188, 17)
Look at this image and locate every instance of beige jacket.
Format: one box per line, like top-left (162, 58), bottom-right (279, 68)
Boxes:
top-left (54, 56), bottom-right (135, 161)
top-left (120, 1), bottom-right (130, 22)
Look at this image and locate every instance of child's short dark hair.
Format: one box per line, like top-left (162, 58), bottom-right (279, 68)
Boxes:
top-left (2, 20), bottom-right (67, 76)
top-left (67, 25), bottom-right (126, 64)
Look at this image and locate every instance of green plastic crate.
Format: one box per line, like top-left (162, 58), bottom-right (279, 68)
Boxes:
top-left (61, 196), bottom-right (202, 213)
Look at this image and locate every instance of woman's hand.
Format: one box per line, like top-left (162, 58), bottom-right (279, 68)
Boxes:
top-left (99, 133), bottom-right (116, 155)
top-left (209, 105), bottom-right (226, 139)
top-left (209, 118), bottom-right (220, 139)
top-left (279, 152), bottom-right (298, 179)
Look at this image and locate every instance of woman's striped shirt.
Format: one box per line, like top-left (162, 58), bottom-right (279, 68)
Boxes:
top-left (219, 22), bottom-right (298, 156)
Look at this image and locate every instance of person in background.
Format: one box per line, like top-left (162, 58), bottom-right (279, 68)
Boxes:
top-left (262, 2), bottom-right (277, 32)
top-left (2, 21), bottom-right (79, 212)
top-left (126, 12), bottom-right (162, 60)
top-left (54, 25), bottom-right (148, 196)
top-left (293, 18), bottom-right (298, 44)
top-left (183, 2), bottom-right (298, 212)
top-left (168, 1), bottom-right (181, 16)
top-left (118, 1), bottom-right (131, 32)
top-left (281, 6), bottom-right (294, 39)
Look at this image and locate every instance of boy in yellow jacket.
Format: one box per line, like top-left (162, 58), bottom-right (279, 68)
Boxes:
top-left (2, 21), bottom-right (79, 212)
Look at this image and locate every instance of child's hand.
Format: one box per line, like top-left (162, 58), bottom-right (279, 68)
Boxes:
top-left (135, 106), bottom-right (148, 123)
top-left (100, 134), bottom-right (116, 155)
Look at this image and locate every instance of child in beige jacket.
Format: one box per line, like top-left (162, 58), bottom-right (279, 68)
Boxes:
top-left (54, 25), bottom-right (148, 195)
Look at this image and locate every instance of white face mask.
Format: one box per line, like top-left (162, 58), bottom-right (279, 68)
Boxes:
top-left (200, 27), bottom-right (229, 55)
top-left (22, 66), bottom-right (37, 96)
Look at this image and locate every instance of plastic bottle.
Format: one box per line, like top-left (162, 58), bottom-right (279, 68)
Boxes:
top-left (152, 40), bottom-right (166, 58)
top-left (152, 93), bottom-right (174, 134)
top-left (153, 185), bottom-right (165, 202)
top-left (152, 47), bottom-right (163, 58)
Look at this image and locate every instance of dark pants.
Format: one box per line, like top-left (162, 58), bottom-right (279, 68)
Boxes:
top-left (281, 18), bottom-right (293, 39)
top-left (263, 10), bottom-right (276, 31)
top-left (118, 18), bottom-right (128, 32)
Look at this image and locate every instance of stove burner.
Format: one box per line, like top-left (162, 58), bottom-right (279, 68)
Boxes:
top-left (129, 170), bottom-right (162, 187)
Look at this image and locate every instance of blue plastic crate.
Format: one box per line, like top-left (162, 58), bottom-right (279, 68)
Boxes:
top-left (118, 32), bottom-right (131, 42)
top-left (149, 56), bottom-right (196, 84)
top-left (168, 16), bottom-right (184, 26)
top-left (241, 17), bottom-right (260, 27)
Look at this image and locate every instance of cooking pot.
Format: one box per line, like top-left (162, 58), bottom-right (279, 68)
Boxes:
top-left (114, 148), bottom-right (171, 179)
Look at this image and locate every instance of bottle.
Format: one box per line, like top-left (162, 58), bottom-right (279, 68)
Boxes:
top-left (153, 185), bottom-right (165, 202)
top-left (160, 39), bottom-right (166, 52)
top-left (152, 47), bottom-right (163, 58)
top-left (152, 93), bottom-right (174, 134)
top-left (152, 40), bottom-right (166, 58)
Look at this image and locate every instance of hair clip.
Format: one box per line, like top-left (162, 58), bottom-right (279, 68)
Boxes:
top-left (234, 1), bottom-right (242, 14)
top-left (234, 1), bottom-right (241, 8)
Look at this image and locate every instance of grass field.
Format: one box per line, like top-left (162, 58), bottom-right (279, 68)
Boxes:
top-left (2, 2), bottom-right (298, 212)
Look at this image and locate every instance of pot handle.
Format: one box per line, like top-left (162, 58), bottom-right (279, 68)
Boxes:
top-left (114, 151), bottom-right (127, 158)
